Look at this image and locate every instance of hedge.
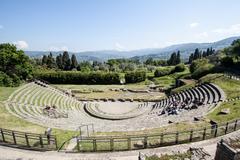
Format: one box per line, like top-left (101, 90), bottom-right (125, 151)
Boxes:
top-left (125, 71), bottom-right (146, 83)
top-left (34, 71), bottom-right (121, 84)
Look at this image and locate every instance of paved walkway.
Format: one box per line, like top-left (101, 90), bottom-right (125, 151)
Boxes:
top-left (0, 130), bottom-right (239, 160)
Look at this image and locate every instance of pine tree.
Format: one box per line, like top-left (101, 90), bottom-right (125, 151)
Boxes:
top-left (71, 54), bottom-right (78, 69)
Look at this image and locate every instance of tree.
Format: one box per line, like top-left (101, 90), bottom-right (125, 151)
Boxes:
top-left (56, 54), bottom-right (63, 69)
top-left (176, 51), bottom-right (181, 64)
top-left (193, 48), bottom-right (201, 60)
top-left (167, 52), bottom-right (177, 65)
top-left (145, 58), bottom-right (154, 65)
top-left (62, 51), bottom-right (71, 70)
top-left (42, 55), bottom-right (48, 65)
top-left (231, 39), bottom-right (240, 56)
top-left (71, 54), bottom-right (78, 69)
top-left (46, 52), bottom-right (56, 68)
top-left (0, 43), bottom-right (33, 86)
top-left (188, 53), bottom-right (194, 64)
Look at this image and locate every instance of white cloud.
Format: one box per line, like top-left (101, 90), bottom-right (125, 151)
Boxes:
top-left (190, 22), bottom-right (199, 28)
top-left (0, 25), bottom-right (3, 29)
top-left (61, 46), bottom-right (68, 51)
top-left (213, 24), bottom-right (240, 35)
top-left (49, 46), bottom-right (68, 51)
top-left (13, 41), bottom-right (29, 49)
top-left (195, 32), bottom-right (209, 39)
top-left (115, 42), bottom-right (126, 51)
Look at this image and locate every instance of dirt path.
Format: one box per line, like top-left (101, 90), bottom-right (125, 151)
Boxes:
top-left (0, 129), bottom-right (239, 160)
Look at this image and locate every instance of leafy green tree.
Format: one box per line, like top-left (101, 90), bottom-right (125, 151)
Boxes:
top-left (190, 58), bottom-right (214, 78)
top-left (231, 39), bottom-right (240, 56)
top-left (174, 63), bottom-right (185, 72)
top-left (0, 43), bottom-right (32, 86)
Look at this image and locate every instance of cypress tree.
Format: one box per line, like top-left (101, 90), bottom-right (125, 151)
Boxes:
top-left (42, 55), bottom-right (48, 65)
top-left (176, 51), bottom-right (181, 64)
top-left (71, 54), bottom-right (78, 69)
top-left (188, 53), bottom-right (194, 64)
top-left (56, 54), bottom-right (63, 69)
top-left (46, 52), bottom-right (56, 68)
top-left (62, 51), bottom-right (71, 70)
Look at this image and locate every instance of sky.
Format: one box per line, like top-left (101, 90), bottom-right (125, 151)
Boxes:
top-left (0, 0), bottom-right (240, 52)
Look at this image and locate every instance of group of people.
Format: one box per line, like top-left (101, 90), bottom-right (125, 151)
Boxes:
top-left (160, 96), bottom-right (204, 116)
top-left (34, 80), bottom-right (48, 88)
top-left (43, 105), bottom-right (68, 118)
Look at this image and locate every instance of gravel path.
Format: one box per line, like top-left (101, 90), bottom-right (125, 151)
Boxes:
top-left (0, 129), bottom-right (239, 160)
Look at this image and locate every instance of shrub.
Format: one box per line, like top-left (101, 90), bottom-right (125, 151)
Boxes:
top-left (190, 58), bottom-right (214, 79)
top-left (221, 56), bottom-right (234, 67)
top-left (174, 63), bottom-right (185, 72)
top-left (154, 67), bottom-right (172, 77)
top-left (0, 72), bottom-right (13, 87)
top-left (34, 71), bottom-right (121, 84)
top-left (125, 71), bottom-right (146, 83)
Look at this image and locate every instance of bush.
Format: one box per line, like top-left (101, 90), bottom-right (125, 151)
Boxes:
top-left (221, 56), bottom-right (234, 67)
top-left (125, 71), bottom-right (146, 83)
top-left (34, 71), bottom-right (121, 84)
top-left (154, 67), bottom-right (173, 77)
top-left (0, 72), bottom-right (13, 87)
top-left (190, 58), bottom-right (214, 79)
top-left (174, 63), bottom-right (185, 72)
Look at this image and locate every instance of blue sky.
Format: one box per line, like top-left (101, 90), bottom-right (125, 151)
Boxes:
top-left (0, 0), bottom-right (240, 51)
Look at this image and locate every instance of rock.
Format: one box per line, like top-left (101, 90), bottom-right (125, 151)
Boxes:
top-left (168, 120), bottom-right (173, 124)
top-left (220, 108), bottom-right (230, 114)
top-left (134, 141), bottom-right (144, 148)
top-left (194, 116), bottom-right (203, 121)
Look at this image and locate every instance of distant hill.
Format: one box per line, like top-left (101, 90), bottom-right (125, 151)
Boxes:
top-left (25, 36), bottom-right (240, 62)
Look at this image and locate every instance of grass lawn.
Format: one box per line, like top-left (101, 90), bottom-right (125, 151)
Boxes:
top-left (146, 151), bottom-right (191, 160)
top-left (170, 79), bottom-right (196, 94)
top-left (200, 73), bottom-right (240, 99)
top-left (152, 66), bottom-right (190, 89)
top-left (0, 86), bottom-right (20, 101)
top-left (207, 100), bottom-right (240, 123)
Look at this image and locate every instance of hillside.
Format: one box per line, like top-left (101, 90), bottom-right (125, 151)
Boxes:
top-left (25, 36), bottom-right (240, 62)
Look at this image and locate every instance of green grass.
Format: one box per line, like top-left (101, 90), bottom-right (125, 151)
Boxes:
top-left (170, 79), bottom-right (196, 94)
top-left (146, 151), bottom-right (191, 160)
top-left (0, 86), bottom-right (20, 101)
top-left (207, 100), bottom-right (240, 123)
top-left (200, 73), bottom-right (240, 99)
top-left (152, 67), bottom-right (190, 89)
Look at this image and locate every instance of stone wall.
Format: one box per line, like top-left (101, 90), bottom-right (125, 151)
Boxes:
top-left (215, 140), bottom-right (240, 160)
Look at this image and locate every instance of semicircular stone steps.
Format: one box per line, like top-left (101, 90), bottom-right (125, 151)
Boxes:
top-left (4, 81), bottom-right (225, 132)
